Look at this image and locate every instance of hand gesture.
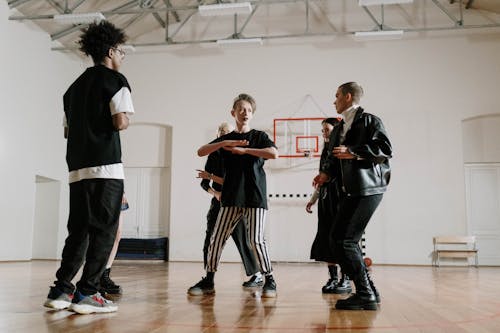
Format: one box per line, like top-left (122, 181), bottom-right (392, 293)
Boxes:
top-left (196, 169), bottom-right (211, 180)
top-left (223, 146), bottom-right (247, 155)
top-left (224, 140), bottom-right (249, 147)
top-left (312, 172), bottom-right (329, 189)
top-left (333, 145), bottom-right (356, 159)
top-left (306, 202), bottom-right (314, 214)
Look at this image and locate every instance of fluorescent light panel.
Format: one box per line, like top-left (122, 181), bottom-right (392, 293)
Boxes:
top-left (53, 12), bottom-right (105, 24)
top-left (216, 38), bottom-right (263, 46)
top-left (354, 30), bottom-right (404, 40)
top-left (199, 2), bottom-right (252, 16)
top-left (358, 0), bottom-right (413, 6)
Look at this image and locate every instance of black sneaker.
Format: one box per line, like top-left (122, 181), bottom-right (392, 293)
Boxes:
top-left (100, 268), bottom-right (122, 295)
top-left (187, 277), bottom-right (215, 296)
top-left (333, 277), bottom-right (352, 294)
top-left (242, 274), bottom-right (264, 287)
top-left (322, 278), bottom-right (339, 294)
top-left (335, 293), bottom-right (378, 311)
top-left (262, 275), bottom-right (277, 298)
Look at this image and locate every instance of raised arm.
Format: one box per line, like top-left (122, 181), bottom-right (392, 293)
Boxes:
top-left (198, 140), bottom-right (249, 157)
top-left (223, 146), bottom-right (278, 159)
top-left (197, 141), bottom-right (228, 157)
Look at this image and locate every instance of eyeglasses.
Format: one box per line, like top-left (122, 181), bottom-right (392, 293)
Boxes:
top-left (112, 47), bottom-right (126, 57)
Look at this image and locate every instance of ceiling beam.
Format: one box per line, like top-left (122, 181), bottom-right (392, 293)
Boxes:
top-left (432, 0), bottom-right (462, 26)
top-left (45, 0), bottom-right (66, 14)
top-left (7, 0), bottom-right (33, 8)
top-left (70, 0), bottom-right (89, 12)
top-left (50, 0), bottom-right (139, 41)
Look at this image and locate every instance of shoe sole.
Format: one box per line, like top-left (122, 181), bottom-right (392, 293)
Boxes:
top-left (335, 304), bottom-right (378, 310)
top-left (262, 290), bottom-right (277, 298)
top-left (187, 289), bottom-right (215, 296)
top-left (332, 288), bottom-right (353, 294)
top-left (44, 300), bottom-right (71, 310)
top-left (242, 282), bottom-right (264, 288)
top-left (335, 301), bottom-right (378, 311)
top-left (70, 303), bottom-right (118, 315)
top-left (322, 289), bottom-right (338, 294)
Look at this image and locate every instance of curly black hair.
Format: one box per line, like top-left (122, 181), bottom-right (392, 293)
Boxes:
top-left (78, 21), bottom-right (127, 64)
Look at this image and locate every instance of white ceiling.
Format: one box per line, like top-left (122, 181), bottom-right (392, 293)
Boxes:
top-left (6, 0), bottom-right (500, 51)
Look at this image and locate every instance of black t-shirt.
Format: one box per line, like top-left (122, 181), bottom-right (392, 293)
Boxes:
top-left (64, 65), bottom-right (130, 171)
top-left (211, 129), bottom-right (276, 209)
top-left (200, 150), bottom-right (223, 193)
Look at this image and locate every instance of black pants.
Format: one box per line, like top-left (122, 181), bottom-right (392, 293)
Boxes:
top-left (55, 178), bottom-right (123, 295)
top-left (330, 194), bottom-right (383, 278)
top-left (203, 198), bottom-right (259, 276)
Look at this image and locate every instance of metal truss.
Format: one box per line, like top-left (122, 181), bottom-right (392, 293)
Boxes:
top-left (7, 0), bottom-right (500, 50)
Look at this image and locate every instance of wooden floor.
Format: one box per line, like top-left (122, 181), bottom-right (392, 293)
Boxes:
top-left (1, 261), bottom-right (500, 332)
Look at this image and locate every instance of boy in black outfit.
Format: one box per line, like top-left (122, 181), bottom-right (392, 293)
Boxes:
top-left (43, 21), bottom-right (134, 314)
top-left (188, 93), bottom-right (279, 297)
top-left (197, 122), bottom-right (263, 287)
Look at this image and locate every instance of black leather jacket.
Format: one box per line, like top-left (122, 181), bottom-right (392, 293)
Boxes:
top-left (320, 107), bottom-right (392, 197)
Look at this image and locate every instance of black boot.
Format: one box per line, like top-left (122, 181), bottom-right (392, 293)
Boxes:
top-left (322, 265), bottom-right (339, 293)
top-left (100, 268), bottom-right (122, 295)
top-left (332, 274), bottom-right (352, 294)
top-left (366, 268), bottom-right (380, 303)
top-left (335, 270), bottom-right (377, 310)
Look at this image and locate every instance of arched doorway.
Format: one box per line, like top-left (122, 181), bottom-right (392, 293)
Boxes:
top-left (462, 114), bottom-right (500, 265)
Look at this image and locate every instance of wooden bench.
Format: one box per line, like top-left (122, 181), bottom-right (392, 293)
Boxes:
top-left (433, 236), bottom-right (478, 267)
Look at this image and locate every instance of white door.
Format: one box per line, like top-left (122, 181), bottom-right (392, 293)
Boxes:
top-left (120, 123), bottom-right (172, 239)
top-left (465, 164), bottom-right (500, 265)
top-left (122, 167), bottom-right (170, 239)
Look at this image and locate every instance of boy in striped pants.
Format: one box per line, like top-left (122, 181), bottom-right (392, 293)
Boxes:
top-left (188, 93), bottom-right (279, 298)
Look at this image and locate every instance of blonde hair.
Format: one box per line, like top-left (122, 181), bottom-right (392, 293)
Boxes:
top-left (232, 93), bottom-right (256, 113)
top-left (217, 122), bottom-right (233, 137)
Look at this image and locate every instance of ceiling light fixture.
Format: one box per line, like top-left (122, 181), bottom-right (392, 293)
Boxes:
top-left (199, 2), bottom-right (252, 16)
top-left (358, 0), bottom-right (413, 6)
top-left (53, 12), bottom-right (105, 24)
top-left (216, 37), bottom-right (263, 46)
top-left (353, 30), bottom-right (404, 40)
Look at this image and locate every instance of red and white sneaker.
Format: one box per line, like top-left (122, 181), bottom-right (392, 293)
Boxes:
top-left (70, 291), bottom-right (118, 314)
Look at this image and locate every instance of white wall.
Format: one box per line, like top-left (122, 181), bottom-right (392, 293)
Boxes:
top-left (462, 114), bottom-right (500, 163)
top-left (0, 2), bottom-right (80, 260)
top-left (122, 30), bottom-right (500, 265)
top-left (1, 0), bottom-right (499, 265)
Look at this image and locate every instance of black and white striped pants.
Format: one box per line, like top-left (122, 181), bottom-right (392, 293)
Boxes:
top-left (206, 206), bottom-right (272, 274)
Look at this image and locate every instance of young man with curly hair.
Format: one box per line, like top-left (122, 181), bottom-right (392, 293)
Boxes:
top-left (43, 20), bottom-right (134, 314)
